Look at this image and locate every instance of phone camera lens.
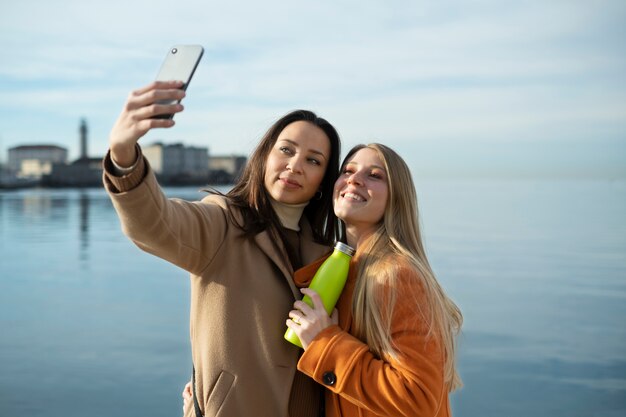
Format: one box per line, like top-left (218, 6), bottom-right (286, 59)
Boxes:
top-left (171, 48), bottom-right (178, 54)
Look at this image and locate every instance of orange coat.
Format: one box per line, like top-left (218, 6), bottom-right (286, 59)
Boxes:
top-left (294, 256), bottom-right (451, 417)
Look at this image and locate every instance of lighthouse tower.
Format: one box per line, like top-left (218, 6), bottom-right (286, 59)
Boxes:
top-left (79, 118), bottom-right (88, 161)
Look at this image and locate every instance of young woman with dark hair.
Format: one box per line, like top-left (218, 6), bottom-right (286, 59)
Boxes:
top-left (103, 81), bottom-right (341, 417)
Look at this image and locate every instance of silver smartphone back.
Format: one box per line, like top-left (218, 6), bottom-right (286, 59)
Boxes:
top-left (153, 45), bottom-right (204, 119)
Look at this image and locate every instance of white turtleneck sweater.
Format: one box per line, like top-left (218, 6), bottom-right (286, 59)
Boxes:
top-left (269, 198), bottom-right (308, 231)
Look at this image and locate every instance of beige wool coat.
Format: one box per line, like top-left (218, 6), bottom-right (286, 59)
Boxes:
top-left (103, 154), bottom-right (330, 417)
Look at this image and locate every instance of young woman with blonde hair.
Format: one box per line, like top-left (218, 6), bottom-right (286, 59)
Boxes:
top-left (286, 143), bottom-right (463, 416)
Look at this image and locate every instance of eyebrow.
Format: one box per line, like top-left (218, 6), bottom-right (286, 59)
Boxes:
top-left (280, 139), bottom-right (328, 159)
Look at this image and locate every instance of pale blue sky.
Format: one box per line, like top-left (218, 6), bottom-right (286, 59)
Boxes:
top-left (0, 0), bottom-right (624, 178)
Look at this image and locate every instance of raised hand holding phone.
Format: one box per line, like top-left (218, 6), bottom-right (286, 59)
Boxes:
top-left (109, 45), bottom-right (204, 167)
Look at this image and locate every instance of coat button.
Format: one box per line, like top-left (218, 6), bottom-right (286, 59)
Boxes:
top-left (322, 371), bottom-right (336, 386)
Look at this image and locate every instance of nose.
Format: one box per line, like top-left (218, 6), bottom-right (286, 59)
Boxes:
top-left (286, 155), bottom-right (304, 174)
top-left (346, 171), bottom-right (364, 186)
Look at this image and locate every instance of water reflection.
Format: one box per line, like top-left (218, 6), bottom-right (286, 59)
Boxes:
top-left (0, 189), bottom-right (108, 266)
top-left (0, 187), bottom-right (216, 269)
top-left (79, 191), bottom-right (89, 256)
top-left (5, 190), bottom-right (71, 222)
top-left (0, 188), bottom-right (192, 417)
top-left (1, 181), bottom-right (625, 417)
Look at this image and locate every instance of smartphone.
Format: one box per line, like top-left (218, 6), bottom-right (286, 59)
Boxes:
top-left (153, 45), bottom-right (204, 119)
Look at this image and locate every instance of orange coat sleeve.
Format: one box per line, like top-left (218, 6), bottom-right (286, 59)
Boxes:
top-left (297, 267), bottom-right (447, 417)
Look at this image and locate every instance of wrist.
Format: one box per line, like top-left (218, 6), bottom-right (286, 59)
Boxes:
top-left (110, 143), bottom-right (138, 168)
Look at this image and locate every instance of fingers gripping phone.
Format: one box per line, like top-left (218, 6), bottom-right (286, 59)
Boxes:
top-left (153, 45), bottom-right (204, 119)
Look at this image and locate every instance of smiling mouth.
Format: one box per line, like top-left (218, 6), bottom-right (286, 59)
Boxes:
top-left (341, 192), bottom-right (366, 202)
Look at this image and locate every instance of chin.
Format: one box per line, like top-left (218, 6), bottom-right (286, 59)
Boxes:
top-left (335, 211), bottom-right (354, 224)
top-left (279, 195), bottom-right (308, 205)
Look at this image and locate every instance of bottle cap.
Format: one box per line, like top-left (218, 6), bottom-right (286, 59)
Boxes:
top-left (334, 241), bottom-right (355, 257)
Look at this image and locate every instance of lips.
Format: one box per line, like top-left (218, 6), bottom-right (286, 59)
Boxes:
top-left (279, 176), bottom-right (302, 188)
top-left (340, 190), bottom-right (366, 202)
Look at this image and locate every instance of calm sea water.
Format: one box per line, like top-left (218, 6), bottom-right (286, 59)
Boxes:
top-left (1, 179), bottom-right (625, 417)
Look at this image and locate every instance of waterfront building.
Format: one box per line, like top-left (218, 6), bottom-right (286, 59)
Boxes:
top-left (44, 118), bottom-right (103, 187)
top-left (45, 157), bottom-right (103, 187)
top-left (208, 155), bottom-right (247, 184)
top-left (7, 145), bottom-right (68, 178)
top-left (143, 142), bottom-right (209, 184)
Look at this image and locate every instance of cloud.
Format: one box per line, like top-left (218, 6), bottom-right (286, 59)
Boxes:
top-left (0, 0), bottom-right (624, 176)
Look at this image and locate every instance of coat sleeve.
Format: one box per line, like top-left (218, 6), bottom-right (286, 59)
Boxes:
top-left (297, 267), bottom-right (447, 417)
top-left (103, 150), bottom-right (230, 276)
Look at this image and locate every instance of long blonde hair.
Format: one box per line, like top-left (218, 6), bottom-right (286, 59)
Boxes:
top-left (344, 144), bottom-right (463, 391)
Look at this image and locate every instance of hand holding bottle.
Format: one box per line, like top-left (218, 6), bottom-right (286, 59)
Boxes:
top-left (284, 242), bottom-right (354, 348)
top-left (286, 288), bottom-right (339, 349)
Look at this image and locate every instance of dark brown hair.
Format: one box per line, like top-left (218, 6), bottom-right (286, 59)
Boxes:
top-left (225, 110), bottom-right (341, 245)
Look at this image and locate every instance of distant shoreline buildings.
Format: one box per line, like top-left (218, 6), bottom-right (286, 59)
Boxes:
top-left (0, 119), bottom-right (246, 189)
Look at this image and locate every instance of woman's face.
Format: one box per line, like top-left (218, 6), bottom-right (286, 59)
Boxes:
top-left (333, 148), bottom-right (389, 230)
top-left (264, 121), bottom-right (331, 205)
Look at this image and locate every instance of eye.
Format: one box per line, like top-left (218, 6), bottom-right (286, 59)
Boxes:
top-left (307, 157), bottom-right (321, 166)
top-left (279, 146), bottom-right (294, 155)
top-left (369, 171), bottom-right (385, 180)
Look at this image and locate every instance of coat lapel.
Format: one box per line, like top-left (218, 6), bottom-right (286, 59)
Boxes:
top-left (253, 218), bottom-right (331, 300)
top-left (253, 229), bottom-right (300, 298)
top-left (298, 219), bottom-right (332, 265)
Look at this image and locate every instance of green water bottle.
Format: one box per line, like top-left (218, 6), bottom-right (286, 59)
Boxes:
top-left (284, 241), bottom-right (355, 348)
